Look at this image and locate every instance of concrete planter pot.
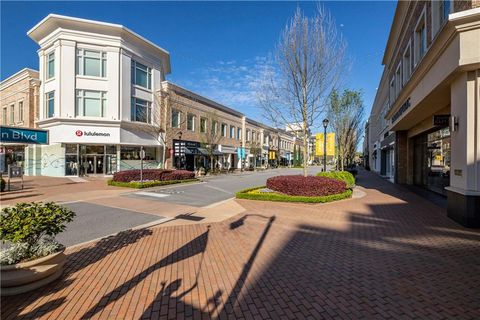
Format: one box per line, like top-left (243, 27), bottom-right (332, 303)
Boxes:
top-left (1, 249), bottom-right (66, 296)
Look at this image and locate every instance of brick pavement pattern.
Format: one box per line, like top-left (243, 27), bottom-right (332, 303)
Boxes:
top-left (2, 170), bottom-right (480, 319)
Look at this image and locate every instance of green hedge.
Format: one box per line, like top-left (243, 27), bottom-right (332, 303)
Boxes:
top-left (236, 186), bottom-right (352, 203)
top-left (107, 179), bottom-right (198, 189)
top-left (316, 171), bottom-right (355, 188)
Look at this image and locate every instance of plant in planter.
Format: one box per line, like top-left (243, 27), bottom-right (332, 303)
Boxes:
top-left (0, 202), bottom-right (75, 296)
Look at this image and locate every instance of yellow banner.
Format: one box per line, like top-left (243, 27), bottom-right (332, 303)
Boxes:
top-left (315, 133), bottom-right (335, 156)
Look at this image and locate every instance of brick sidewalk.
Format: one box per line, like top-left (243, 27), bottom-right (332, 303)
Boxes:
top-left (2, 170), bottom-right (480, 319)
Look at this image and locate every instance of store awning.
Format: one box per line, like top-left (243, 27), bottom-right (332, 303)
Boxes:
top-left (196, 148), bottom-right (223, 156)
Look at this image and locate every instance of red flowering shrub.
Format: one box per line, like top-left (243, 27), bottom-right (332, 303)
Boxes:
top-left (113, 169), bottom-right (171, 182)
top-left (266, 175), bottom-right (347, 197)
top-left (113, 169), bottom-right (195, 182)
top-left (162, 170), bottom-right (195, 181)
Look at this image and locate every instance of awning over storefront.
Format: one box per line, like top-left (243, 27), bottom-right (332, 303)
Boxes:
top-left (196, 148), bottom-right (223, 156)
top-left (219, 145), bottom-right (236, 154)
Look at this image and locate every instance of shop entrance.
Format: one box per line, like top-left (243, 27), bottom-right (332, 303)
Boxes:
top-left (83, 155), bottom-right (103, 175)
top-left (413, 127), bottom-right (451, 195)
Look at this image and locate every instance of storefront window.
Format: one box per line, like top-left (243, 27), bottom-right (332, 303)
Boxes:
top-left (65, 144), bottom-right (78, 176)
top-left (120, 146), bottom-right (156, 160)
top-left (86, 145), bottom-right (104, 154)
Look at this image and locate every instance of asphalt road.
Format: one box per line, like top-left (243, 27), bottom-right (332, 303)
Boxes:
top-left (129, 166), bottom-right (325, 207)
top-left (57, 202), bottom-right (162, 247)
top-left (56, 167), bottom-right (325, 247)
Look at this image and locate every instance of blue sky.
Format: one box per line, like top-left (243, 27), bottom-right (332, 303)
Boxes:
top-left (1, 1), bottom-right (396, 132)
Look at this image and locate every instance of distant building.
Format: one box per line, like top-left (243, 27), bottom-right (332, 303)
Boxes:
top-left (0, 68), bottom-right (40, 172)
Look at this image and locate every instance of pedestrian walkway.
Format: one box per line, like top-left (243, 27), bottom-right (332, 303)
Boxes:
top-left (2, 170), bottom-right (479, 319)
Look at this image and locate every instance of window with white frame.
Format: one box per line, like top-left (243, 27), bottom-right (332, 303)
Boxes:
top-left (389, 78), bottom-right (395, 104)
top-left (200, 117), bottom-right (207, 133)
top-left (230, 125), bottom-right (235, 139)
top-left (171, 110), bottom-right (181, 128)
top-left (131, 97), bottom-right (151, 123)
top-left (18, 101), bottom-right (23, 122)
top-left (402, 43), bottom-right (412, 85)
top-left (395, 64), bottom-right (402, 97)
top-left (187, 113), bottom-right (195, 131)
top-left (46, 52), bottom-right (55, 79)
top-left (131, 60), bottom-right (152, 89)
top-left (414, 9), bottom-right (427, 66)
top-left (46, 91), bottom-right (54, 118)
top-left (9, 104), bottom-right (14, 124)
top-left (432, 0), bottom-right (451, 36)
top-left (76, 90), bottom-right (107, 117)
top-left (76, 49), bottom-right (107, 77)
top-left (246, 129), bottom-right (251, 141)
top-left (211, 121), bottom-right (218, 135)
top-left (221, 123), bottom-right (227, 137)
top-left (237, 128), bottom-right (242, 140)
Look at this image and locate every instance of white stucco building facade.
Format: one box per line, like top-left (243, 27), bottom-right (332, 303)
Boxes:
top-left (25, 14), bottom-right (170, 176)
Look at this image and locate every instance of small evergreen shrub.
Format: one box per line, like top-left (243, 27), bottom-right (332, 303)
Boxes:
top-left (266, 175), bottom-right (346, 197)
top-left (0, 202), bottom-right (75, 265)
top-left (316, 171), bottom-right (355, 188)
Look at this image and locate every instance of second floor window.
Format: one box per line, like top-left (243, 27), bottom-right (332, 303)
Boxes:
top-left (200, 117), bottom-right (207, 133)
top-left (230, 126), bottom-right (235, 139)
top-left (46, 52), bottom-right (55, 79)
top-left (171, 110), bottom-right (181, 128)
top-left (131, 97), bottom-right (151, 123)
top-left (211, 121), bottom-right (218, 135)
top-left (46, 91), bottom-right (54, 118)
top-left (221, 123), bottom-right (227, 137)
top-left (77, 49), bottom-right (107, 77)
top-left (237, 128), bottom-right (242, 140)
top-left (76, 90), bottom-right (107, 117)
top-left (187, 114), bottom-right (195, 131)
top-left (414, 16), bottom-right (427, 66)
top-left (19, 101), bottom-right (23, 122)
top-left (2, 108), bottom-right (6, 125)
top-left (10, 104), bottom-right (14, 124)
top-left (131, 60), bottom-right (151, 89)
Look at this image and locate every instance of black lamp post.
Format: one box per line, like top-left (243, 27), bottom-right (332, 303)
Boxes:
top-left (322, 118), bottom-right (329, 172)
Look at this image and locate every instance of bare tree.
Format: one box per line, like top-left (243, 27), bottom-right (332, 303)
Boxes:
top-left (257, 6), bottom-right (346, 176)
top-left (327, 89), bottom-right (365, 171)
top-left (200, 111), bottom-right (223, 172)
top-left (131, 85), bottom-right (190, 169)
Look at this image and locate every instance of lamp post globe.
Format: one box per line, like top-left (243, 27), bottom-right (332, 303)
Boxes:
top-left (322, 119), bottom-right (329, 172)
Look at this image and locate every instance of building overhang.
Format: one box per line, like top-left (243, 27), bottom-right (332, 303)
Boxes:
top-left (27, 14), bottom-right (171, 74)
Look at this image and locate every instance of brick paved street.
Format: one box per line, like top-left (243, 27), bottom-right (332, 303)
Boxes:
top-left (2, 170), bottom-right (480, 319)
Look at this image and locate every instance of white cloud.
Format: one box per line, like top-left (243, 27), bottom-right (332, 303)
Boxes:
top-left (172, 57), bottom-right (274, 120)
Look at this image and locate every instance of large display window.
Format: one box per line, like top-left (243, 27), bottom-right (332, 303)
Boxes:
top-left (413, 127), bottom-right (450, 195)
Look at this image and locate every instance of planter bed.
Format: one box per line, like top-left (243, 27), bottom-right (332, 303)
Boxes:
top-left (1, 250), bottom-right (66, 296)
top-left (107, 178), bottom-right (198, 189)
top-left (236, 186), bottom-right (352, 203)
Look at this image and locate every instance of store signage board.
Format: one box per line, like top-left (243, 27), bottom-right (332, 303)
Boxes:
top-left (433, 115), bottom-right (450, 127)
top-left (0, 126), bottom-right (49, 144)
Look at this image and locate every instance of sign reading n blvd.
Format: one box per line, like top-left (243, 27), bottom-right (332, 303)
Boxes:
top-left (0, 126), bottom-right (49, 144)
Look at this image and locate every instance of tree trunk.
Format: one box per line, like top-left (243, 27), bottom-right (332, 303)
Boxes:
top-left (302, 133), bottom-right (308, 177)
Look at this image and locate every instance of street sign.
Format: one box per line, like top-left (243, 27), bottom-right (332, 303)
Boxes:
top-left (0, 126), bottom-right (49, 144)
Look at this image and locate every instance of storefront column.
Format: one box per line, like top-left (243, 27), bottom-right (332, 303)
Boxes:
top-left (395, 131), bottom-right (408, 184)
top-left (116, 145), bottom-right (121, 173)
top-left (446, 71), bottom-right (480, 228)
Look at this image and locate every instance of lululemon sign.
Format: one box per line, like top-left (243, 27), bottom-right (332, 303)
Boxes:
top-left (47, 125), bottom-right (120, 144)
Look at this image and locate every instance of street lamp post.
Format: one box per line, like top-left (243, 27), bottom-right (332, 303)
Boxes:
top-left (322, 118), bottom-right (329, 172)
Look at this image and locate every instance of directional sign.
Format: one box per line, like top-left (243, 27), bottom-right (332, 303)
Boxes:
top-left (0, 126), bottom-right (49, 144)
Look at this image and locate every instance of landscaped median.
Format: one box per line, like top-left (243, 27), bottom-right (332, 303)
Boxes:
top-left (236, 171), bottom-right (355, 203)
top-left (107, 169), bottom-right (198, 189)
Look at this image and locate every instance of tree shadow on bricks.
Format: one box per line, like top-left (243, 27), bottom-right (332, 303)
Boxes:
top-left (0, 228), bottom-right (152, 319)
top-left (79, 226), bottom-right (210, 319)
top-left (226, 203), bottom-right (480, 319)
